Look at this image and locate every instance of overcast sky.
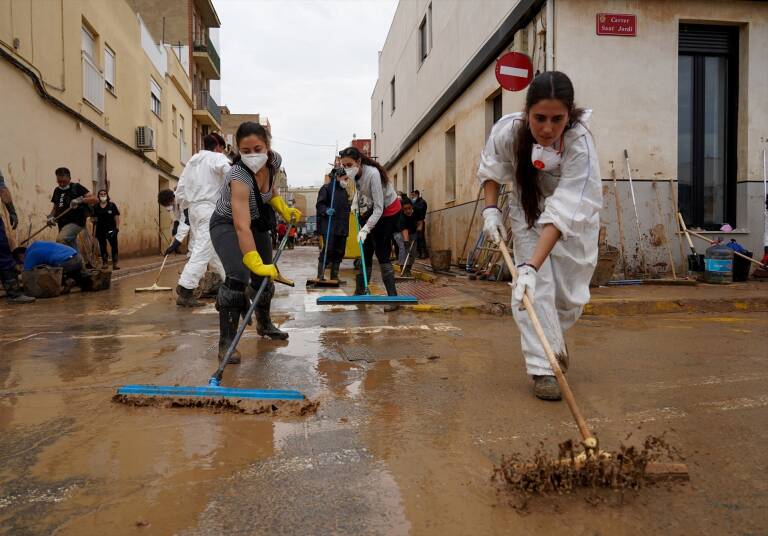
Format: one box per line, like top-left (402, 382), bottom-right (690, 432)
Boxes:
top-left (216, 0), bottom-right (399, 187)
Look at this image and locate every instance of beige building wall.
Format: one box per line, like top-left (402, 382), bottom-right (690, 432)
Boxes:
top-left (0, 0), bottom-right (193, 256)
top-left (372, 0), bottom-right (768, 273)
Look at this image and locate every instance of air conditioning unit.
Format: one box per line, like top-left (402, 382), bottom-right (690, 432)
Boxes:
top-left (136, 126), bottom-right (155, 150)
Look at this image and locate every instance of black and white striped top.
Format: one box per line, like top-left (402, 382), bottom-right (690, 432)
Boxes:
top-left (214, 152), bottom-right (281, 222)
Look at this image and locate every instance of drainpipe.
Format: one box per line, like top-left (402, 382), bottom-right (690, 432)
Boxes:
top-left (545, 0), bottom-right (554, 71)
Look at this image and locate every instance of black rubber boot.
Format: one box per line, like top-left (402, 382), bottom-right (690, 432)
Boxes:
top-left (216, 281), bottom-right (245, 364)
top-left (255, 282), bottom-right (288, 340)
top-left (380, 263), bottom-right (399, 312)
top-left (176, 285), bottom-right (204, 307)
top-left (354, 266), bottom-right (372, 295)
top-left (112, 254), bottom-right (120, 270)
top-left (316, 260), bottom-right (326, 280)
top-left (533, 375), bottom-right (562, 401)
top-left (1, 270), bottom-right (35, 304)
top-left (330, 262), bottom-right (340, 281)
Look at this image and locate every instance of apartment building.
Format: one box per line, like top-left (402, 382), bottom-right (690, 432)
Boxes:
top-left (372, 0), bottom-right (768, 274)
top-left (220, 109), bottom-right (272, 154)
top-left (0, 0), bottom-right (195, 256)
top-left (131, 0), bottom-right (223, 153)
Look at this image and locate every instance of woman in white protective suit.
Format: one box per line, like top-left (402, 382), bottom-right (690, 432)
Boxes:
top-left (478, 71), bottom-right (602, 401)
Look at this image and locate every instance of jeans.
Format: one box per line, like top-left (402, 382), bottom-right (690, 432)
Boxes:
top-left (0, 216), bottom-right (15, 271)
top-left (57, 223), bottom-right (83, 250)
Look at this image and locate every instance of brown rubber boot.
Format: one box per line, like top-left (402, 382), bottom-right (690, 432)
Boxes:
top-left (533, 375), bottom-right (562, 401)
top-left (176, 285), bottom-right (204, 307)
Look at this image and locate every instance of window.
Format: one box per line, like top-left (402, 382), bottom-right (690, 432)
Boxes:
top-left (373, 133), bottom-right (377, 158)
top-left (485, 90), bottom-right (503, 138)
top-left (677, 24), bottom-right (739, 229)
top-left (445, 127), bottom-right (456, 202)
top-left (81, 25), bottom-right (95, 59)
top-left (380, 100), bottom-right (384, 130)
top-left (402, 165), bottom-right (408, 193)
top-left (390, 77), bottom-right (396, 113)
top-left (104, 45), bottom-right (115, 92)
top-left (419, 17), bottom-right (428, 62)
top-left (419, 3), bottom-right (433, 63)
top-left (393, 172), bottom-right (398, 192)
top-left (172, 105), bottom-right (177, 136)
top-left (179, 114), bottom-right (185, 138)
top-left (95, 153), bottom-right (107, 191)
top-left (150, 78), bottom-right (162, 117)
top-left (408, 160), bottom-right (415, 193)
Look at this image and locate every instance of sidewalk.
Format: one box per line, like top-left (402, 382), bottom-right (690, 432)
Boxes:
top-left (386, 264), bottom-right (768, 316)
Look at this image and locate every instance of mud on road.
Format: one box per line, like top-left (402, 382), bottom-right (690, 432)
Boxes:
top-left (1, 247), bottom-right (766, 535)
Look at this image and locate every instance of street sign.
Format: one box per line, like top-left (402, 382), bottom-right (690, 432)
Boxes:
top-left (494, 52), bottom-right (533, 92)
top-left (596, 13), bottom-right (637, 36)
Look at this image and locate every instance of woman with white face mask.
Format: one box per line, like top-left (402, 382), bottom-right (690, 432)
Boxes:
top-left (91, 189), bottom-right (121, 270)
top-left (210, 122), bottom-right (302, 363)
top-left (478, 71), bottom-right (602, 401)
top-left (339, 145), bottom-right (402, 311)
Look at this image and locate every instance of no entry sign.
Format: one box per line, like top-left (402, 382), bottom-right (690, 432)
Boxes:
top-left (495, 52), bottom-right (533, 92)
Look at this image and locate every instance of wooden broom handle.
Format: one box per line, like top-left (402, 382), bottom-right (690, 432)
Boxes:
top-left (498, 240), bottom-right (594, 443)
top-left (153, 254), bottom-right (169, 286)
top-left (677, 213), bottom-right (696, 250)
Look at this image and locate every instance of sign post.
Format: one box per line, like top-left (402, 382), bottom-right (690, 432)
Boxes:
top-left (494, 52), bottom-right (533, 92)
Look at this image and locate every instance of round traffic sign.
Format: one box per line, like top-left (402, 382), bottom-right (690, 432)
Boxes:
top-left (495, 52), bottom-right (533, 91)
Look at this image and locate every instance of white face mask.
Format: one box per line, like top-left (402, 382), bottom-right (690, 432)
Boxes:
top-left (531, 143), bottom-right (562, 172)
top-left (241, 153), bottom-right (268, 174)
top-left (99, 196), bottom-right (108, 202)
top-left (165, 205), bottom-right (174, 212)
top-left (344, 166), bottom-right (359, 180)
top-left (59, 184), bottom-right (70, 190)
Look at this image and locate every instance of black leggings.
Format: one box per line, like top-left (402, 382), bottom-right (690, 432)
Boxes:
top-left (210, 220), bottom-right (272, 289)
top-left (96, 229), bottom-right (118, 262)
top-left (361, 212), bottom-right (397, 271)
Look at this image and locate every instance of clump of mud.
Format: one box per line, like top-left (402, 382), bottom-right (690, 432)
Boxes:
top-left (112, 394), bottom-right (319, 416)
top-left (493, 434), bottom-right (685, 502)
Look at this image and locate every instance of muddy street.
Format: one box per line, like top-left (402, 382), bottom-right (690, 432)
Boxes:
top-left (1, 247), bottom-right (767, 535)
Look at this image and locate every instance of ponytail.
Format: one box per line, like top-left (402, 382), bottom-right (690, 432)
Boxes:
top-left (339, 146), bottom-right (389, 186)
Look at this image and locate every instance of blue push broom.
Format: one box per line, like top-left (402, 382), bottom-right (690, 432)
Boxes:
top-left (317, 201), bottom-right (417, 306)
top-left (114, 218), bottom-right (317, 415)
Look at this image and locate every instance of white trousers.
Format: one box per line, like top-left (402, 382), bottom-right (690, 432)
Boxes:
top-left (511, 232), bottom-right (595, 376)
top-left (178, 202), bottom-right (225, 290)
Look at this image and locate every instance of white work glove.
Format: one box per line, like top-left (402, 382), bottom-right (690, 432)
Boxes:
top-left (482, 206), bottom-right (507, 244)
top-left (357, 227), bottom-right (369, 244)
top-left (512, 263), bottom-right (537, 306)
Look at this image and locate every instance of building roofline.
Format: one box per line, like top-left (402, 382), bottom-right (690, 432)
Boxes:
top-left (195, 0), bottom-right (221, 28)
top-left (381, 0), bottom-right (545, 168)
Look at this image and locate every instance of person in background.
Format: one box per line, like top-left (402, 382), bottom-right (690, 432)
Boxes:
top-left (395, 198), bottom-right (419, 275)
top-left (15, 241), bottom-right (96, 292)
top-left (92, 189), bottom-right (121, 270)
top-left (157, 189), bottom-right (191, 255)
top-left (0, 170), bottom-right (34, 303)
top-left (171, 133), bottom-right (230, 307)
top-left (410, 190), bottom-right (428, 258)
top-left (339, 145), bottom-right (402, 311)
top-left (276, 220), bottom-right (287, 247)
top-left (315, 169), bottom-right (351, 281)
top-left (288, 224), bottom-right (297, 249)
top-left (47, 167), bottom-right (97, 251)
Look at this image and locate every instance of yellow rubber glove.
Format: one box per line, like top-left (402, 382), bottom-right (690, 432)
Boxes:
top-left (242, 250), bottom-right (279, 280)
top-left (269, 196), bottom-right (302, 223)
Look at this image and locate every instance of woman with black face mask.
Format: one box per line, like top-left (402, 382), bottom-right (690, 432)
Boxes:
top-left (92, 189), bottom-right (121, 270)
top-left (209, 122), bottom-right (301, 364)
top-left (338, 146), bottom-right (402, 311)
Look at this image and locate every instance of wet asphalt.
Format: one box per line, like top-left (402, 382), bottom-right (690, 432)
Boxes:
top-left (1, 246), bottom-right (767, 535)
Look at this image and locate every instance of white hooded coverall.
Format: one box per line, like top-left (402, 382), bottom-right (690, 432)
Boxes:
top-left (174, 150), bottom-right (231, 290)
top-left (477, 112), bottom-right (602, 376)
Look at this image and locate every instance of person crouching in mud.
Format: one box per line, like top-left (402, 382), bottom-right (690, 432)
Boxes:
top-left (210, 121), bottom-right (301, 363)
top-left (477, 71), bottom-right (602, 401)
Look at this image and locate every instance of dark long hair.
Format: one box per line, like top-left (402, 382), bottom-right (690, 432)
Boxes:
top-left (233, 121), bottom-right (272, 164)
top-left (339, 146), bottom-right (389, 186)
top-left (513, 71), bottom-right (584, 227)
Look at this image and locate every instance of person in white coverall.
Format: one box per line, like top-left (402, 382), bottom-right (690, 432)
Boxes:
top-left (157, 189), bottom-right (192, 253)
top-left (478, 71), bottom-right (602, 401)
top-left (173, 133), bottom-right (231, 307)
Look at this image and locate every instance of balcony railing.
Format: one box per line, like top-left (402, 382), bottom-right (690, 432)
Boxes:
top-left (193, 38), bottom-right (220, 76)
top-left (82, 52), bottom-right (104, 112)
top-left (196, 89), bottom-right (221, 126)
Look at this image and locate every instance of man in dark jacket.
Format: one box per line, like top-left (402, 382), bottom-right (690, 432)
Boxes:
top-left (316, 172), bottom-right (351, 281)
top-left (410, 190), bottom-right (428, 258)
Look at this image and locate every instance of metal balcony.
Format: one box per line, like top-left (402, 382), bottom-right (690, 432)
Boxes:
top-left (193, 89), bottom-right (221, 128)
top-left (192, 38), bottom-right (220, 80)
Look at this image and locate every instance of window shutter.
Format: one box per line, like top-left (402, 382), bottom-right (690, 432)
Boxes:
top-left (679, 24), bottom-right (733, 55)
top-left (150, 78), bottom-right (161, 98)
top-left (104, 47), bottom-right (115, 87)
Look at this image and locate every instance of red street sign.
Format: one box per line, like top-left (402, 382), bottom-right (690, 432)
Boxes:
top-left (495, 52), bottom-right (533, 92)
top-left (596, 13), bottom-right (637, 36)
